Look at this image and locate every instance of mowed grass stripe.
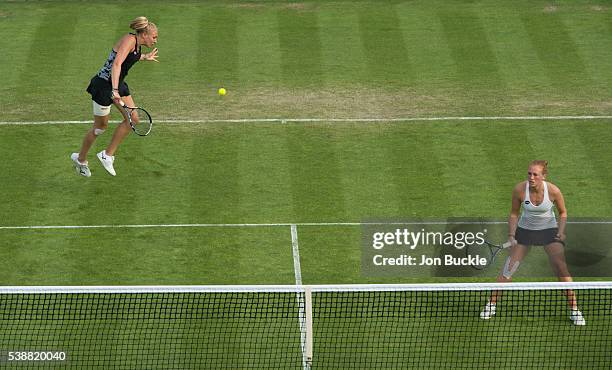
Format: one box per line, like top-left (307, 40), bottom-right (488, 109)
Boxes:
top-left (286, 125), bottom-right (347, 222)
top-left (318, 5), bottom-right (367, 86)
top-left (15, 5), bottom-right (78, 115)
top-left (408, 122), bottom-right (515, 217)
top-left (395, 3), bottom-right (456, 88)
top-left (114, 126), bottom-right (230, 226)
top-left (384, 124), bottom-right (452, 218)
top-left (198, 6), bottom-right (240, 86)
top-left (477, 3), bottom-right (552, 93)
top-left (559, 7), bottom-right (612, 90)
top-left (278, 7), bottom-right (324, 87)
top-left (116, 129), bottom-right (163, 225)
top-left (237, 6), bottom-right (282, 86)
top-left (0, 127), bottom-right (61, 226)
top-left (119, 126), bottom-right (205, 225)
top-left (425, 121), bottom-right (515, 217)
top-left (235, 125), bottom-right (294, 222)
top-left (574, 122), bottom-right (612, 215)
top-left (519, 6), bottom-right (591, 91)
top-left (358, 4), bottom-right (414, 87)
top-left (296, 226), bottom-right (363, 284)
top-left (3, 2), bottom-right (612, 120)
top-left (0, 4), bottom-right (45, 92)
top-left (188, 124), bottom-right (241, 223)
top-left (3, 120), bottom-right (608, 226)
top-left (0, 228), bottom-right (297, 285)
top-left (437, 5), bottom-right (505, 91)
top-left (333, 125), bottom-right (403, 218)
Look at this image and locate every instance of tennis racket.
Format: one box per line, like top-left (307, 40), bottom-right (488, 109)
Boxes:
top-left (465, 240), bottom-right (512, 270)
top-left (121, 103), bottom-right (153, 136)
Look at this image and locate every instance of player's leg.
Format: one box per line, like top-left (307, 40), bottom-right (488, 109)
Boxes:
top-left (106, 95), bottom-right (136, 156)
top-left (80, 114), bottom-right (110, 160)
top-left (480, 244), bottom-right (529, 319)
top-left (545, 241), bottom-right (572, 282)
top-left (497, 246), bottom-right (527, 281)
top-left (545, 241), bottom-right (575, 305)
top-left (493, 244), bottom-right (528, 292)
top-left (72, 102), bottom-right (110, 177)
top-left (545, 241), bottom-right (585, 325)
top-left (97, 95), bottom-right (135, 176)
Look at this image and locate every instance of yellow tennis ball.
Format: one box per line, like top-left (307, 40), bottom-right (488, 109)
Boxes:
top-left (218, 88), bottom-right (226, 96)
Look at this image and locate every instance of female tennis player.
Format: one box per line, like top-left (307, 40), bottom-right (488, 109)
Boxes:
top-left (71, 16), bottom-right (158, 177)
top-left (480, 160), bottom-right (585, 325)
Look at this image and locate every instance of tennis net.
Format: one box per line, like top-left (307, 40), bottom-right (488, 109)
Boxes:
top-left (0, 282), bottom-right (610, 368)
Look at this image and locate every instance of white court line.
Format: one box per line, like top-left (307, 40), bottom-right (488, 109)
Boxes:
top-left (1, 115), bottom-right (612, 126)
top-left (291, 225), bottom-right (303, 286)
top-left (1, 220), bottom-right (610, 230)
top-left (290, 224), bottom-right (309, 370)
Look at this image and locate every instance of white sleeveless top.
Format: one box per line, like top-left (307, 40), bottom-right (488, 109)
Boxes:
top-left (517, 181), bottom-right (558, 230)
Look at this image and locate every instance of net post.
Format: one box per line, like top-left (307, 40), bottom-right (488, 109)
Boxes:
top-left (305, 286), bottom-right (313, 368)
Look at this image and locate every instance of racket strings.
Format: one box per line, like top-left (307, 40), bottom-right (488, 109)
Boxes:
top-left (127, 107), bottom-right (152, 136)
top-left (466, 243), bottom-right (494, 270)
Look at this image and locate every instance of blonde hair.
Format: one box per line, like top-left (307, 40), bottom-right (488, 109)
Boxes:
top-left (129, 16), bottom-right (156, 34)
top-left (529, 160), bottom-right (548, 175)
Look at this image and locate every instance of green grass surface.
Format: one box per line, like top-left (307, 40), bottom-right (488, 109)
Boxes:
top-left (1, 0), bottom-right (611, 282)
top-left (2, 0), bottom-right (612, 120)
top-left (0, 0), bottom-right (611, 368)
top-left (1, 121), bottom-right (610, 284)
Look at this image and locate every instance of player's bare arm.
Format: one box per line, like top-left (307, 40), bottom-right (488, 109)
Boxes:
top-left (549, 183), bottom-right (567, 240)
top-left (111, 35), bottom-right (136, 103)
top-left (508, 182), bottom-right (523, 245)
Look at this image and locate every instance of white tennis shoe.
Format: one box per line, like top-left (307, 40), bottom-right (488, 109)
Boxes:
top-left (71, 153), bottom-right (91, 177)
top-left (480, 302), bottom-right (496, 320)
top-left (570, 309), bottom-right (586, 326)
top-left (97, 150), bottom-right (116, 176)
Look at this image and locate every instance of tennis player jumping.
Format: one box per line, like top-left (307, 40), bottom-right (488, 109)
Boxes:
top-left (71, 16), bottom-right (158, 177)
top-left (480, 160), bottom-right (585, 325)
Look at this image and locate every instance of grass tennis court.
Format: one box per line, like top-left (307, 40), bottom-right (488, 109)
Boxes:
top-left (1, 120), bottom-right (610, 285)
top-left (1, 0), bottom-right (611, 368)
